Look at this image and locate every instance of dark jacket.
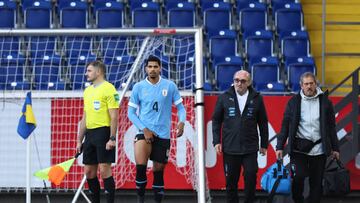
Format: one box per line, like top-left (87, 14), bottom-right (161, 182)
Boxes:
top-left (212, 86), bottom-right (269, 155)
top-left (276, 91), bottom-right (339, 156)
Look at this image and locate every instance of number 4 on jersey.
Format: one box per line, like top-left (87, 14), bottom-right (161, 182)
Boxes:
top-left (152, 101), bottom-right (159, 112)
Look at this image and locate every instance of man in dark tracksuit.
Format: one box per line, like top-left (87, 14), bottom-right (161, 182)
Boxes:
top-left (212, 70), bottom-right (269, 203)
top-left (276, 72), bottom-right (340, 203)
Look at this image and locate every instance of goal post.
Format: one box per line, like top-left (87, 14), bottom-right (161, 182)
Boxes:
top-left (0, 28), bottom-right (206, 202)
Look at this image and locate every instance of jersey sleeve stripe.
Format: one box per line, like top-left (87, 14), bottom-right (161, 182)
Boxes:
top-left (174, 98), bottom-right (183, 106)
top-left (128, 102), bottom-right (139, 108)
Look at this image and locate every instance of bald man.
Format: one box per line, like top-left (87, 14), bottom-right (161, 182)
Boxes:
top-left (212, 70), bottom-right (269, 203)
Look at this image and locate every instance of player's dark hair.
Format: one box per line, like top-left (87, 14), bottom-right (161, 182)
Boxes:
top-left (145, 55), bottom-right (161, 67)
top-left (86, 60), bottom-right (107, 77)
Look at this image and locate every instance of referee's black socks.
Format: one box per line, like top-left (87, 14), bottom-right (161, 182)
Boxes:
top-left (153, 170), bottom-right (164, 203)
top-left (136, 164), bottom-right (147, 198)
top-left (87, 177), bottom-right (100, 203)
top-left (103, 176), bottom-right (115, 203)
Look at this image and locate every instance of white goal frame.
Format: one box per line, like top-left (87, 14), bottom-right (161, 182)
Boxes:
top-left (0, 28), bottom-right (206, 203)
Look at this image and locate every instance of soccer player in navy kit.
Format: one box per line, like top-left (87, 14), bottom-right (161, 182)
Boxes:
top-left (128, 55), bottom-right (186, 203)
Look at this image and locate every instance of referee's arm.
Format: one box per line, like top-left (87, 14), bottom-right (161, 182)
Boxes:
top-left (109, 108), bottom-right (118, 139)
top-left (77, 112), bottom-right (86, 153)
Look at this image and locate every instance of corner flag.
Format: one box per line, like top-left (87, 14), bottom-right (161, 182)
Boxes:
top-left (34, 158), bottom-right (76, 186)
top-left (17, 92), bottom-right (36, 139)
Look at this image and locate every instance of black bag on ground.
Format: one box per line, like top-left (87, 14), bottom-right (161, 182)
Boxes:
top-left (323, 159), bottom-right (350, 196)
top-left (293, 137), bottom-right (321, 153)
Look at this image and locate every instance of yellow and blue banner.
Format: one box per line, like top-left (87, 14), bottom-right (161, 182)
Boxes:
top-left (17, 92), bottom-right (36, 139)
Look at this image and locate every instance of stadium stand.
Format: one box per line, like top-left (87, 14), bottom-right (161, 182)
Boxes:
top-left (0, 0), bottom-right (322, 92)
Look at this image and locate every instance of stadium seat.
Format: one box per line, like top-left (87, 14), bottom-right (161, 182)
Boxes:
top-left (0, 1), bottom-right (16, 28)
top-left (271, 0), bottom-right (295, 13)
top-left (129, 0), bottom-right (152, 11)
top-left (68, 54), bottom-right (96, 89)
top-left (165, 0), bottom-right (189, 11)
top-left (251, 57), bottom-right (285, 92)
top-left (104, 55), bottom-right (135, 89)
top-left (281, 31), bottom-right (310, 61)
top-left (173, 36), bottom-right (195, 63)
top-left (93, 0), bottom-right (117, 10)
top-left (204, 2), bottom-right (231, 38)
top-left (57, 0), bottom-right (83, 10)
top-left (132, 2), bottom-right (160, 28)
top-left (215, 56), bottom-right (243, 91)
top-left (0, 37), bottom-right (23, 61)
top-left (168, 2), bottom-right (195, 27)
top-left (28, 36), bottom-right (57, 58)
top-left (96, 1), bottom-right (124, 28)
top-left (176, 56), bottom-right (195, 89)
top-left (64, 36), bottom-right (94, 58)
top-left (60, 1), bottom-right (88, 28)
top-left (209, 29), bottom-right (237, 61)
top-left (275, 3), bottom-right (304, 38)
top-left (288, 58), bottom-right (316, 91)
top-left (239, 2), bottom-right (267, 35)
top-left (0, 54), bottom-right (29, 90)
top-left (245, 30), bottom-right (273, 60)
top-left (236, 0), bottom-right (261, 13)
top-left (100, 36), bottom-right (128, 58)
top-left (24, 1), bottom-right (52, 28)
top-left (32, 56), bottom-right (65, 90)
top-left (200, 0), bottom-right (224, 12)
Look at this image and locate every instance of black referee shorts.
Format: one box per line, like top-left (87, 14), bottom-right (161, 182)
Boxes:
top-left (135, 134), bottom-right (170, 164)
top-left (83, 127), bottom-right (115, 165)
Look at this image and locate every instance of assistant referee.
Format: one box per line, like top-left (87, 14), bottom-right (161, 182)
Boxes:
top-left (77, 61), bottom-right (119, 203)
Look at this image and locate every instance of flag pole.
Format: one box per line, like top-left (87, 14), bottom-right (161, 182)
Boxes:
top-left (26, 136), bottom-right (31, 203)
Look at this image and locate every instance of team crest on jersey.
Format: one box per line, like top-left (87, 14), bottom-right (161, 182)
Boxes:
top-left (93, 101), bottom-right (100, 110)
top-left (162, 89), bottom-right (168, 97)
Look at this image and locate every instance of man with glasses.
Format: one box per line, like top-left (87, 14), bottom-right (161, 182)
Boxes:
top-left (212, 70), bottom-right (269, 203)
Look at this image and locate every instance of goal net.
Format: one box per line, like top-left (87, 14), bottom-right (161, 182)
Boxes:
top-left (0, 29), bottom-right (206, 199)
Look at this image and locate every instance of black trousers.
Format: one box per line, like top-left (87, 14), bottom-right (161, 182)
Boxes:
top-left (223, 152), bottom-right (258, 203)
top-left (291, 152), bottom-right (326, 203)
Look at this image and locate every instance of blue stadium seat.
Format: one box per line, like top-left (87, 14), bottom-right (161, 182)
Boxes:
top-left (168, 2), bottom-right (195, 27)
top-left (101, 36), bottom-right (128, 58)
top-left (281, 31), bottom-right (310, 61)
top-left (57, 0), bottom-right (83, 10)
top-left (32, 56), bottom-right (65, 90)
top-left (28, 36), bottom-right (57, 58)
top-left (64, 36), bottom-right (94, 58)
top-left (236, 0), bottom-right (261, 13)
top-left (287, 57), bottom-right (316, 91)
top-left (132, 2), bottom-right (160, 28)
top-left (0, 1), bottom-right (16, 28)
top-left (245, 30), bottom-right (273, 60)
top-left (275, 3), bottom-right (303, 38)
top-left (176, 56), bottom-right (194, 89)
top-left (129, 0), bottom-right (152, 11)
top-left (60, 1), bottom-right (88, 28)
top-left (174, 36), bottom-right (195, 63)
top-left (24, 1), bottom-right (52, 28)
top-left (104, 55), bottom-right (135, 89)
top-left (239, 2), bottom-right (267, 35)
top-left (210, 30), bottom-right (237, 61)
top-left (96, 1), bottom-right (124, 28)
top-left (0, 37), bottom-right (22, 61)
top-left (215, 56), bottom-right (243, 90)
top-left (284, 56), bottom-right (315, 73)
top-left (271, 0), bottom-right (295, 13)
top-left (204, 2), bottom-right (231, 38)
top-left (22, 0), bottom-right (51, 10)
top-left (200, 0), bottom-right (224, 12)
top-left (68, 55), bottom-right (96, 89)
top-left (165, 0), bottom-right (189, 11)
top-left (0, 54), bottom-right (29, 90)
top-left (251, 57), bottom-right (285, 92)
top-left (93, 0), bottom-right (117, 10)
